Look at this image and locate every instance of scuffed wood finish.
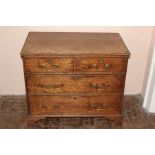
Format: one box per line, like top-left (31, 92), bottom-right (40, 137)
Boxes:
top-left (77, 57), bottom-right (128, 73)
top-left (21, 32), bottom-right (131, 127)
top-left (24, 57), bottom-right (74, 73)
top-left (24, 57), bottom-right (128, 74)
top-left (21, 32), bottom-right (130, 56)
top-left (28, 94), bottom-right (123, 115)
top-left (26, 74), bottom-right (125, 94)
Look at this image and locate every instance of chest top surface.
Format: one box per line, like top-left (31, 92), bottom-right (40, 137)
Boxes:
top-left (21, 32), bottom-right (130, 57)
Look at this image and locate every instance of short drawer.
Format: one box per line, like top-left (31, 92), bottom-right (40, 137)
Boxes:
top-left (28, 94), bottom-right (123, 115)
top-left (77, 57), bottom-right (128, 73)
top-left (26, 74), bottom-right (125, 94)
top-left (24, 57), bottom-right (74, 73)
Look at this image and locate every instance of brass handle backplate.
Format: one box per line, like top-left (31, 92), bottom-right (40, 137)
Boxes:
top-left (52, 64), bottom-right (59, 68)
top-left (102, 82), bottom-right (110, 87)
top-left (41, 104), bottom-right (51, 110)
top-left (89, 82), bottom-right (110, 90)
top-left (38, 63), bottom-right (46, 68)
top-left (104, 64), bottom-right (112, 69)
top-left (89, 103), bottom-right (108, 110)
top-left (90, 83), bottom-right (98, 88)
top-left (91, 64), bottom-right (98, 68)
top-left (41, 104), bottom-right (60, 110)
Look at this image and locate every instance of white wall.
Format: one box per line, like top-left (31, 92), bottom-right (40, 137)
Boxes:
top-left (143, 27), bottom-right (155, 112)
top-left (142, 27), bottom-right (155, 96)
top-left (143, 47), bottom-right (155, 112)
top-left (0, 26), bottom-right (154, 95)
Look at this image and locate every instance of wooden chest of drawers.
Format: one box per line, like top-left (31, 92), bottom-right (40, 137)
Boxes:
top-left (21, 32), bottom-right (130, 127)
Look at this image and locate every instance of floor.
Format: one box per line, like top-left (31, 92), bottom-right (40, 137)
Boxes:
top-left (0, 95), bottom-right (155, 129)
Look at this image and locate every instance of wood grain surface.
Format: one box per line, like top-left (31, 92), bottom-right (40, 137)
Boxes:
top-left (21, 32), bottom-right (130, 126)
top-left (21, 32), bottom-right (130, 56)
top-left (26, 74), bottom-right (125, 94)
top-left (28, 94), bottom-right (123, 115)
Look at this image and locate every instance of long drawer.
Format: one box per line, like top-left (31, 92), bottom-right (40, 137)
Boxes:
top-left (24, 57), bottom-right (128, 73)
top-left (26, 74), bottom-right (125, 94)
top-left (28, 94), bottom-right (123, 115)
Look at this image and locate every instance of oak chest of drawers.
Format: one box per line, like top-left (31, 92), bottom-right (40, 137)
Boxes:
top-left (21, 32), bottom-right (130, 127)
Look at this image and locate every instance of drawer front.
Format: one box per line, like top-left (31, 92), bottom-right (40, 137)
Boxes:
top-left (26, 75), bottom-right (125, 94)
top-left (77, 57), bottom-right (128, 73)
top-left (24, 57), bottom-right (74, 73)
top-left (28, 94), bottom-right (123, 115)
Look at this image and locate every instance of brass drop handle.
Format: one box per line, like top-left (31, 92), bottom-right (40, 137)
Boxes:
top-left (96, 104), bottom-right (108, 111)
top-left (90, 83), bottom-right (98, 88)
top-left (42, 104), bottom-right (51, 110)
top-left (104, 64), bottom-right (110, 68)
top-left (97, 83), bottom-right (110, 91)
top-left (92, 83), bottom-right (97, 87)
top-left (103, 82), bottom-right (110, 87)
top-left (42, 104), bottom-right (59, 110)
top-left (89, 82), bottom-right (110, 91)
top-left (97, 88), bottom-right (102, 91)
top-left (39, 63), bottom-right (46, 68)
top-left (90, 104), bottom-right (96, 108)
top-left (91, 64), bottom-right (98, 68)
top-left (52, 64), bottom-right (59, 68)
top-left (89, 103), bottom-right (108, 110)
top-left (104, 64), bottom-right (112, 69)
